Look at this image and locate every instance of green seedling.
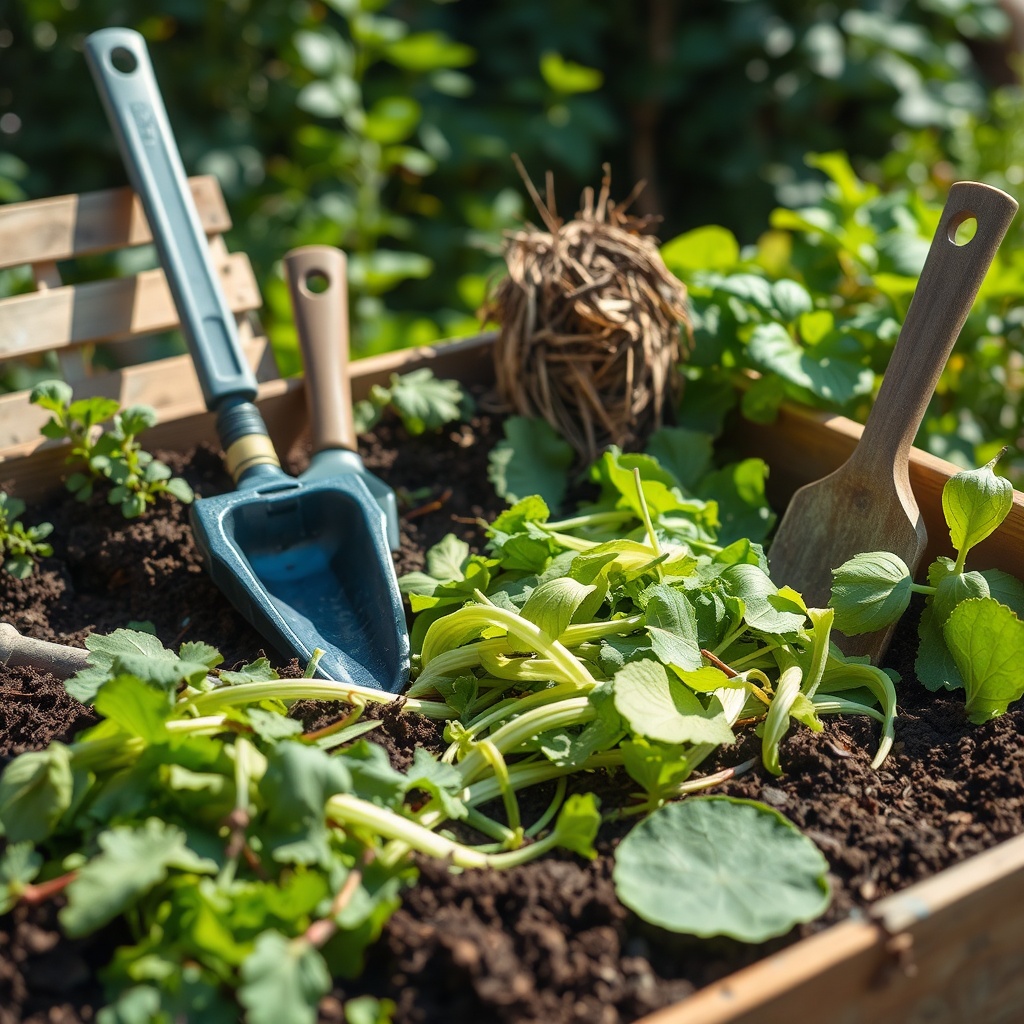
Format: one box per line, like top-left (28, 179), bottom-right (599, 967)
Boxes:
top-left (830, 450), bottom-right (1024, 723)
top-left (353, 367), bottom-right (474, 436)
top-left (0, 492), bottom-right (52, 578)
top-left (29, 380), bottom-right (194, 518)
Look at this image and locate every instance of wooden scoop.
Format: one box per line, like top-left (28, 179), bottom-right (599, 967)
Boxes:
top-left (768, 180), bottom-right (1017, 663)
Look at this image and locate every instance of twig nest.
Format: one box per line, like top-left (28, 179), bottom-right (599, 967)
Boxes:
top-left (484, 165), bottom-right (691, 465)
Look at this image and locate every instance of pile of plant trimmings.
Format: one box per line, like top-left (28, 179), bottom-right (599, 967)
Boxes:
top-left (2, 373), bottom-right (1023, 1024)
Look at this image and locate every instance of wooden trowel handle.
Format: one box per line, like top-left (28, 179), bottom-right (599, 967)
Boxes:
top-left (284, 246), bottom-right (357, 453)
top-left (852, 181), bottom-right (1017, 478)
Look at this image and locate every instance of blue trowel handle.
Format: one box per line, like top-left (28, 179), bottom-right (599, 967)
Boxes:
top-left (84, 28), bottom-right (258, 409)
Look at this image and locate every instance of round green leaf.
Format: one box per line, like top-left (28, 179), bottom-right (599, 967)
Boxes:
top-left (613, 796), bottom-right (831, 942)
top-left (943, 597), bottom-right (1024, 724)
top-left (829, 551), bottom-right (913, 634)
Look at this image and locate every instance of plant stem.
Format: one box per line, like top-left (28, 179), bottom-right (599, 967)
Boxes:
top-left (327, 794), bottom-right (571, 870)
top-left (188, 681), bottom-right (449, 719)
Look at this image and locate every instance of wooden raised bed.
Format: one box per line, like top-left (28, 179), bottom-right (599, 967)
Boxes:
top-left (1, 182), bottom-right (1023, 1024)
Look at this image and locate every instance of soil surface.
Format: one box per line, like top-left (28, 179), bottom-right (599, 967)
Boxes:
top-left (2, 404), bottom-right (1023, 1024)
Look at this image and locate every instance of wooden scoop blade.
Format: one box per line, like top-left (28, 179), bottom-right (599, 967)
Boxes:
top-left (768, 180), bottom-right (1018, 663)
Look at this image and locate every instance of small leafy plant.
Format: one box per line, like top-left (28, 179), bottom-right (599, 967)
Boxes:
top-left (29, 380), bottom-right (194, 518)
top-left (353, 368), bottom-right (474, 436)
top-left (830, 451), bottom-right (1024, 723)
top-left (0, 492), bottom-right (52, 579)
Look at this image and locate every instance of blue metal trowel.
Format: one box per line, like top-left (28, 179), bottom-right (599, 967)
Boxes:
top-left (85, 27), bottom-right (410, 691)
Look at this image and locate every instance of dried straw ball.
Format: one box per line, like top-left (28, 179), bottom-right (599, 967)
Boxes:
top-left (484, 166), bottom-right (691, 465)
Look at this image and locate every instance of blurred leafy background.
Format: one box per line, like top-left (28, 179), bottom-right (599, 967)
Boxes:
top-left (2, 0), bottom-right (1023, 480)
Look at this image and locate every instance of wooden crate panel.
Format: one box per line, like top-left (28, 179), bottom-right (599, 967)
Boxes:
top-left (0, 176), bottom-right (230, 269)
top-left (0, 253), bottom-right (260, 360)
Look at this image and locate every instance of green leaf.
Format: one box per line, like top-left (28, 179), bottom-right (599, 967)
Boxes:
top-left (696, 459), bottom-right (776, 545)
top-left (771, 279), bottom-right (814, 321)
top-left (118, 404), bottom-right (158, 435)
top-left (980, 569), bottom-right (1024, 617)
top-left (829, 551), bottom-right (913, 634)
top-left (747, 322), bottom-right (873, 405)
top-left (386, 31), bottom-right (474, 71)
top-left (425, 534), bottom-right (469, 581)
top-left (942, 455), bottom-right (1014, 561)
top-left (246, 707), bottom-right (305, 741)
top-left (61, 818), bottom-right (217, 935)
top-left (0, 842), bottom-right (42, 914)
top-left (642, 583), bottom-right (702, 672)
top-left (915, 600), bottom-right (964, 692)
top-left (178, 641), bottom-right (224, 670)
top-left (0, 743), bottom-right (73, 842)
top-left (720, 563), bottom-right (805, 634)
top-left (403, 748), bottom-right (466, 821)
top-left (92, 675), bottom-right (173, 742)
top-left (383, 368), bottom-right (465, 433)
top-left (943, 598), bottom-right (1024, 723)
top-left (238, 931), bottom-right (331, 1024)
top-left (644, 427), bottom-right (714, 490)
top-left (613, 660), bottom-right (734, 746)
top-left (673, 665), bottom-right (735, 692)
top-left (613, 797), bottom-right (830, 941)
top-left (520, 576), bottom-right (596, 641)
top-left (931, 569), bottom-right (989, 626)
top-left (259, 743), bottom-right (353, 865)
top-left (218, 657), bottom-right (279, 685)
top-left (488, 415), bottom-right (574, 508)
top-left (539, 52), bottom-right (603, 94)
top-left (364, 96), bottom-right (421, 144)
top-left (661, 226), bottom-right (739, 276)
top-left (349, 251), bottom-right (433, 296)
top-left (550, 792), bottom-right (601, 858)
top-left (337, 740), bottom-right (408, 810)
top-left (29, 378), bottom-right (73, 413)
top-left (620, 737), bottom-right (693, 799)
top-left (163, 477), bottom-right (195, 503)
top-left (344, 996), bottom-right (398, 1024)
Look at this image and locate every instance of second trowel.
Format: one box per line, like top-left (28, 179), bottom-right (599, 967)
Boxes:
top-left (285, 246), bottom-right (400, 552)
top-left (768, 180), bottom-right (1017, 663)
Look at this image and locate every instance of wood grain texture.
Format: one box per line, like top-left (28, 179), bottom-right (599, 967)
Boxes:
top-left (0, 176), bottom-right (230, 270)
top-left (0, 253), bottom-right (260, 360)
top-left (767, 182), bottom-right (1018, 661)
top-left (284, 246), bottom-right (357, 451)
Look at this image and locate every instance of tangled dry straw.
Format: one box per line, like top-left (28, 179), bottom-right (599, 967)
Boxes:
top-left (484, 163), bottom-right (691, 465)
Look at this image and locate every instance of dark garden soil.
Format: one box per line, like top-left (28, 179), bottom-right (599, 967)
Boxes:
top-left (1, 403), bottom-right (1023, 1024)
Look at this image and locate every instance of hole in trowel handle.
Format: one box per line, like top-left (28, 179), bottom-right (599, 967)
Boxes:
top-left (302, 270), bottom-right (330, 295)
top-left (110, 47), bottom-right (138, 74)
top-left (948, 212), bottom-right (978, 246)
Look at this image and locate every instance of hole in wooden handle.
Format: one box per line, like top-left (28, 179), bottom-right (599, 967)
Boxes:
top-left (302, 269), bottom-right (330, 295)
top-left (948, 212), bottom-right (978, 246)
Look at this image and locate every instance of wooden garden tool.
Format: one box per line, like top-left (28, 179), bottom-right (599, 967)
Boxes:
top-left (768, 180), bottom-right (1017, 662)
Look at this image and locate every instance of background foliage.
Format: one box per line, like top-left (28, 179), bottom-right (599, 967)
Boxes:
top-left (1, 0), bottom-right (1022, 478)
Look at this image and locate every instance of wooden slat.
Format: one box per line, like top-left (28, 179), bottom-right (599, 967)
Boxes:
top-left (0, 253), bottom-right (261, 360)
top-left (0, 176), bottom-right (231, 269)
top-left (0, 332), bottom-right (276, 455)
